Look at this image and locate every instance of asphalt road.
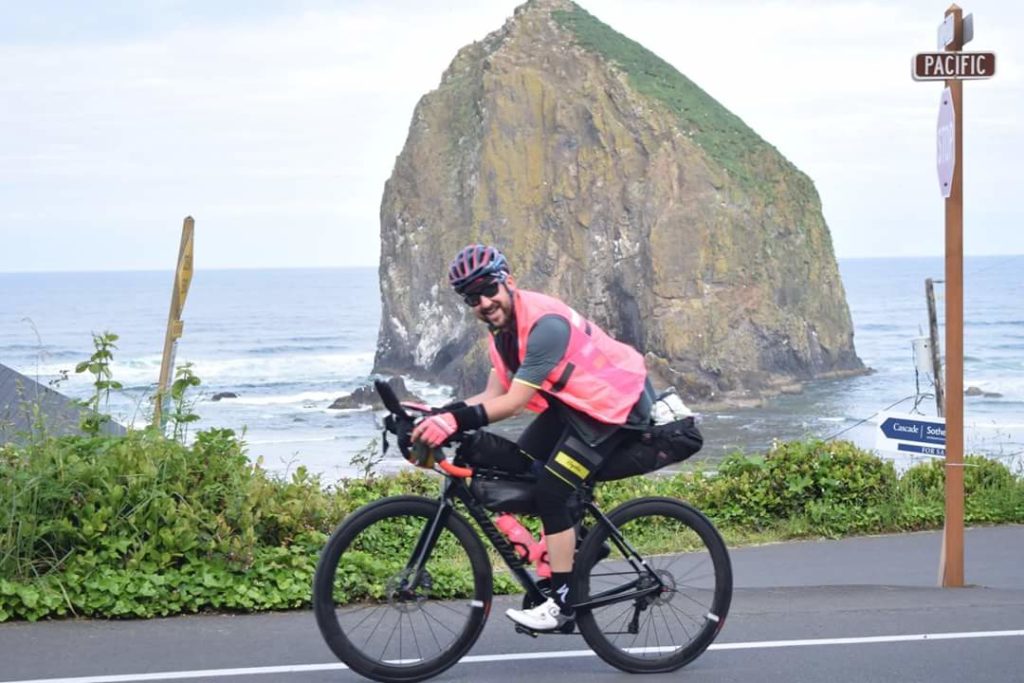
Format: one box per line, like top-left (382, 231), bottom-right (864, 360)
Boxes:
top-left (1, 525), bottom-right (1022, 683)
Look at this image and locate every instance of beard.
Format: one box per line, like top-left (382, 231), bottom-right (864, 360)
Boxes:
top-left (476, 294), bottom-right (513, 330)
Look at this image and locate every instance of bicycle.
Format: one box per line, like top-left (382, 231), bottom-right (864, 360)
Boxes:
top-left (313, 380), bottom-right (732, 682)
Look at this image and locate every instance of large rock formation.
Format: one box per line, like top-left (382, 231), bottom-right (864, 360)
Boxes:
top-left (373, 0), bottom-right (863, 405)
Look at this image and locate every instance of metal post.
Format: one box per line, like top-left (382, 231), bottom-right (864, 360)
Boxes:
top-left (940, 4), bottom-right (965, 588)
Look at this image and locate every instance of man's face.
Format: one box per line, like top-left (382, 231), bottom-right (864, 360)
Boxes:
top-left (463, 277), bottom-right (514, 329)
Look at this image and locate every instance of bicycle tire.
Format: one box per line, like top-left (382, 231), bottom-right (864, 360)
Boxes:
top-left (313, 496), bottom-right (493, 683)
top-left (574, 496), bottom-right (732, 673)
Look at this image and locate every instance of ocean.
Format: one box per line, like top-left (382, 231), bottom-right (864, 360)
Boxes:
top-left (2, 256), bottom-right (1021, 479)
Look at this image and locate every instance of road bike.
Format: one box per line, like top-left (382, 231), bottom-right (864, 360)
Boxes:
top-left (312, 380), bottom-right (732, 682)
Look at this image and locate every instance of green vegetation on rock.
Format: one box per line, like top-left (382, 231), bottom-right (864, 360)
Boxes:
top-left (552, 3), bottom-right (799, 190)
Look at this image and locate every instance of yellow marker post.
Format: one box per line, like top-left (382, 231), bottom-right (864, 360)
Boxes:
top-left (153, 217), bottom-right (195, 430)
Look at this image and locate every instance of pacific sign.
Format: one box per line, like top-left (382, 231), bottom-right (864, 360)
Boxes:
top-left (875, 412), bottom-right (946, 457)
top-left (913, 51), bottom-right (996, 80)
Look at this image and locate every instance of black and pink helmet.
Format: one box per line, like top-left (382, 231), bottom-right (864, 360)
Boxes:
top-left (447, 244), bottom-right (509, 294)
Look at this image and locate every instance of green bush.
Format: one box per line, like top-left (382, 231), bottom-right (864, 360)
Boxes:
top-left (2, 430), bottom-right (1022, 622)
top-left (899, 455), bottom-right (1024, 525)
top-left (675, 441), bottom-right (898, 534)
top-left (0, 428), bottom-right (436, 621)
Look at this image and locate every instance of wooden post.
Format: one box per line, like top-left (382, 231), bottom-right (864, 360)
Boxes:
top-left (940, 4), bottom-right (965, 588)
top-left (925, 278), bottom-right (945, 416)
top-left (153, 217), bottom-right (195, 431)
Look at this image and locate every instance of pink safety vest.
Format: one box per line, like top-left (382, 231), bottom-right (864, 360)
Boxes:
top-left (487, 289), bottom-right (647, 424)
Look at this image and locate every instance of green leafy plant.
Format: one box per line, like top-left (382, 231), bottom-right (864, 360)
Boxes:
top-left (348, 437), bottom-right (383, 480)
top-left (73, 331), bottom-right (122, 435)
top-left (168, 362), bottom-right (202, 442)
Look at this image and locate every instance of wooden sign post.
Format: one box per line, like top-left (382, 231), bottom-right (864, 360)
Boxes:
top-left (153, 217), bottom-right (195, 431)
top-left (911, 5), bottom-right (995, 588)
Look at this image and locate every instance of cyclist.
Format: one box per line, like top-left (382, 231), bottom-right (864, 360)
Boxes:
top-left (411, 244), bottom-right (654, 631)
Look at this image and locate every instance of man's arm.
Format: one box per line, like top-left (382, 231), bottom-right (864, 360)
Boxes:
top-left (464, 370), bottom-right (505, 406)
top-left (476, 378), bottom-right (537, 422)
top-left (464, 370), bottom-right (536, 422)
top-left (411, 371), bottom-right (535, 447)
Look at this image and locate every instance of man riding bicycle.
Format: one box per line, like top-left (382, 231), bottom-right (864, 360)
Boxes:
top-left (411, 244), bottom-right (655, 631)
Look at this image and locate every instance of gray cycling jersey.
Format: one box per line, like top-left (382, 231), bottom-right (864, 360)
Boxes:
top-left (511, 314), bottom-right (570, 388)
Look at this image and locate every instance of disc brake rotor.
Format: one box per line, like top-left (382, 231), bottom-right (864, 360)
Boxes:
top-left (650, 568), bottom-right (677, 606)
top-left (386, 568), bottom-right (433, 613)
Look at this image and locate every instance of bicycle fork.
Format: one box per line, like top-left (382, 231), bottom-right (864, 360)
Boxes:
top-left (398, 498), bottom-right (453, 596)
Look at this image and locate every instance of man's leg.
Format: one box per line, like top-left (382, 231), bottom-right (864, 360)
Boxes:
top-left (514, 408), bottom-right (566, 477)
top-left (507, 430), bottom-right (615, 630)
top-left (535, 434), bottom-right (608, 611)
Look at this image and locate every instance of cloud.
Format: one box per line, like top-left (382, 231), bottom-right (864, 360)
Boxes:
top-left (1, 0), bottom-right (1021, 271)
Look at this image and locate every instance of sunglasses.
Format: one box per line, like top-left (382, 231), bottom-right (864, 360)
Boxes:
top-left (462, 280), bottom-right (502, 307)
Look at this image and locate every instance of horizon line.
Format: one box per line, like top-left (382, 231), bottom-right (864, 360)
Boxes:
top-left (2, 253), bottom-right (1022, 275)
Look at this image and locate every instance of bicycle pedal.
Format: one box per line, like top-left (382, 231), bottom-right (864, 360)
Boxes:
top-left (557, 619), bottom-right (576, 634)
top-left (514, 624), bottom-right (539, 638)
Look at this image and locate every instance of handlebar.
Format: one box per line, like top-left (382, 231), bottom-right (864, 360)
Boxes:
top-left (437, 460), bottom-right (474, 478)
top-left (374, 379), bottom-right (475, 479)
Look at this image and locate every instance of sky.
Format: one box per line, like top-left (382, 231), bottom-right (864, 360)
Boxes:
top-left (1, 0), bottom-right (1020, 272)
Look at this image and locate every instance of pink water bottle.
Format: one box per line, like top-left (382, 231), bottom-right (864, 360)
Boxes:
top-left (494, 513), bottom-right (551, 578)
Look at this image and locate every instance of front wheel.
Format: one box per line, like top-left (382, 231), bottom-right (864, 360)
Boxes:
top-left (313, 496), bottom-right (493, 683)
top-left (574, 497), bottom-right (732, 673)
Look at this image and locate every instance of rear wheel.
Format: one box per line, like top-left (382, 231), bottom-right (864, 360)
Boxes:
top-left (574, 497), bottom-right (732, 673)
top-left (313, 496), bottom-right (492, 683)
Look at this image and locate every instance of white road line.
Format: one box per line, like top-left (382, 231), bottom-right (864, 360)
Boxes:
top-left (4, 630), bottom-right (1024, 683)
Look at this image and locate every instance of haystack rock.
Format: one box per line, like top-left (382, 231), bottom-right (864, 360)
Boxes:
top-left (373, 0), bottom-right (864, 405)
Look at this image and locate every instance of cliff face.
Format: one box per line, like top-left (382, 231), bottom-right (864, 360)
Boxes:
top-left (374, 0), bottom-right (863, 404)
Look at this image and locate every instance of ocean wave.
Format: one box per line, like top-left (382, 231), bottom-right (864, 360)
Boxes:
top-left (244, 344), bottom-right (350, 355)
top-left (967, 320), bottom-right (1024, 327)
top-left (966, 422), bottom-right (1024, 431)
top-left (219, 391), bottom-right (341, 406)
top-left (246, 436), bottom-right (341, 445)
top-left (404, 378), bottom-right (456, 404)
top-left (964, 377), bottom-right (1024, 400)
top-left (20, 351), bottom-right (376, 387)
top-left (0, 344), bottom-right (82, 358)
top-left (856, 323), bottom-right (901, 332)
top-left (324, 405), bottom-right (374, 414)
top-left (189, 352), bottom-right (375, 382)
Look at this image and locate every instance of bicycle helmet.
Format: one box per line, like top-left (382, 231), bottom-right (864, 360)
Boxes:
top-left (447, 244), bottom-right (509, 294)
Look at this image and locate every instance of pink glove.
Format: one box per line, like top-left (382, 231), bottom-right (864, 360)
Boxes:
top-left (401, 401), bottom-right (435, 414)
top-left (412, 412), bottom-right (459, 448)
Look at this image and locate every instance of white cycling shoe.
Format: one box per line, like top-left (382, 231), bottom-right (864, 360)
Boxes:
top-left (505, 598), bottom-right (572, 631)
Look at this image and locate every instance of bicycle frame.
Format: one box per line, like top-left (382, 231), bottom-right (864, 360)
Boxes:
top-left (317, 380), bottom-right (730, 678)
top-left (403, 472), bottom-right (666, 614)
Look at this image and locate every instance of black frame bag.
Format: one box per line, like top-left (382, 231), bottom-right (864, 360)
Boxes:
top-left (597, 416), bottom-right (703, 481)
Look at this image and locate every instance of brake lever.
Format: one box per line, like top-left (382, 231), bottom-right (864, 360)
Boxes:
top-left (400, 401), bottom-right (438, 416)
